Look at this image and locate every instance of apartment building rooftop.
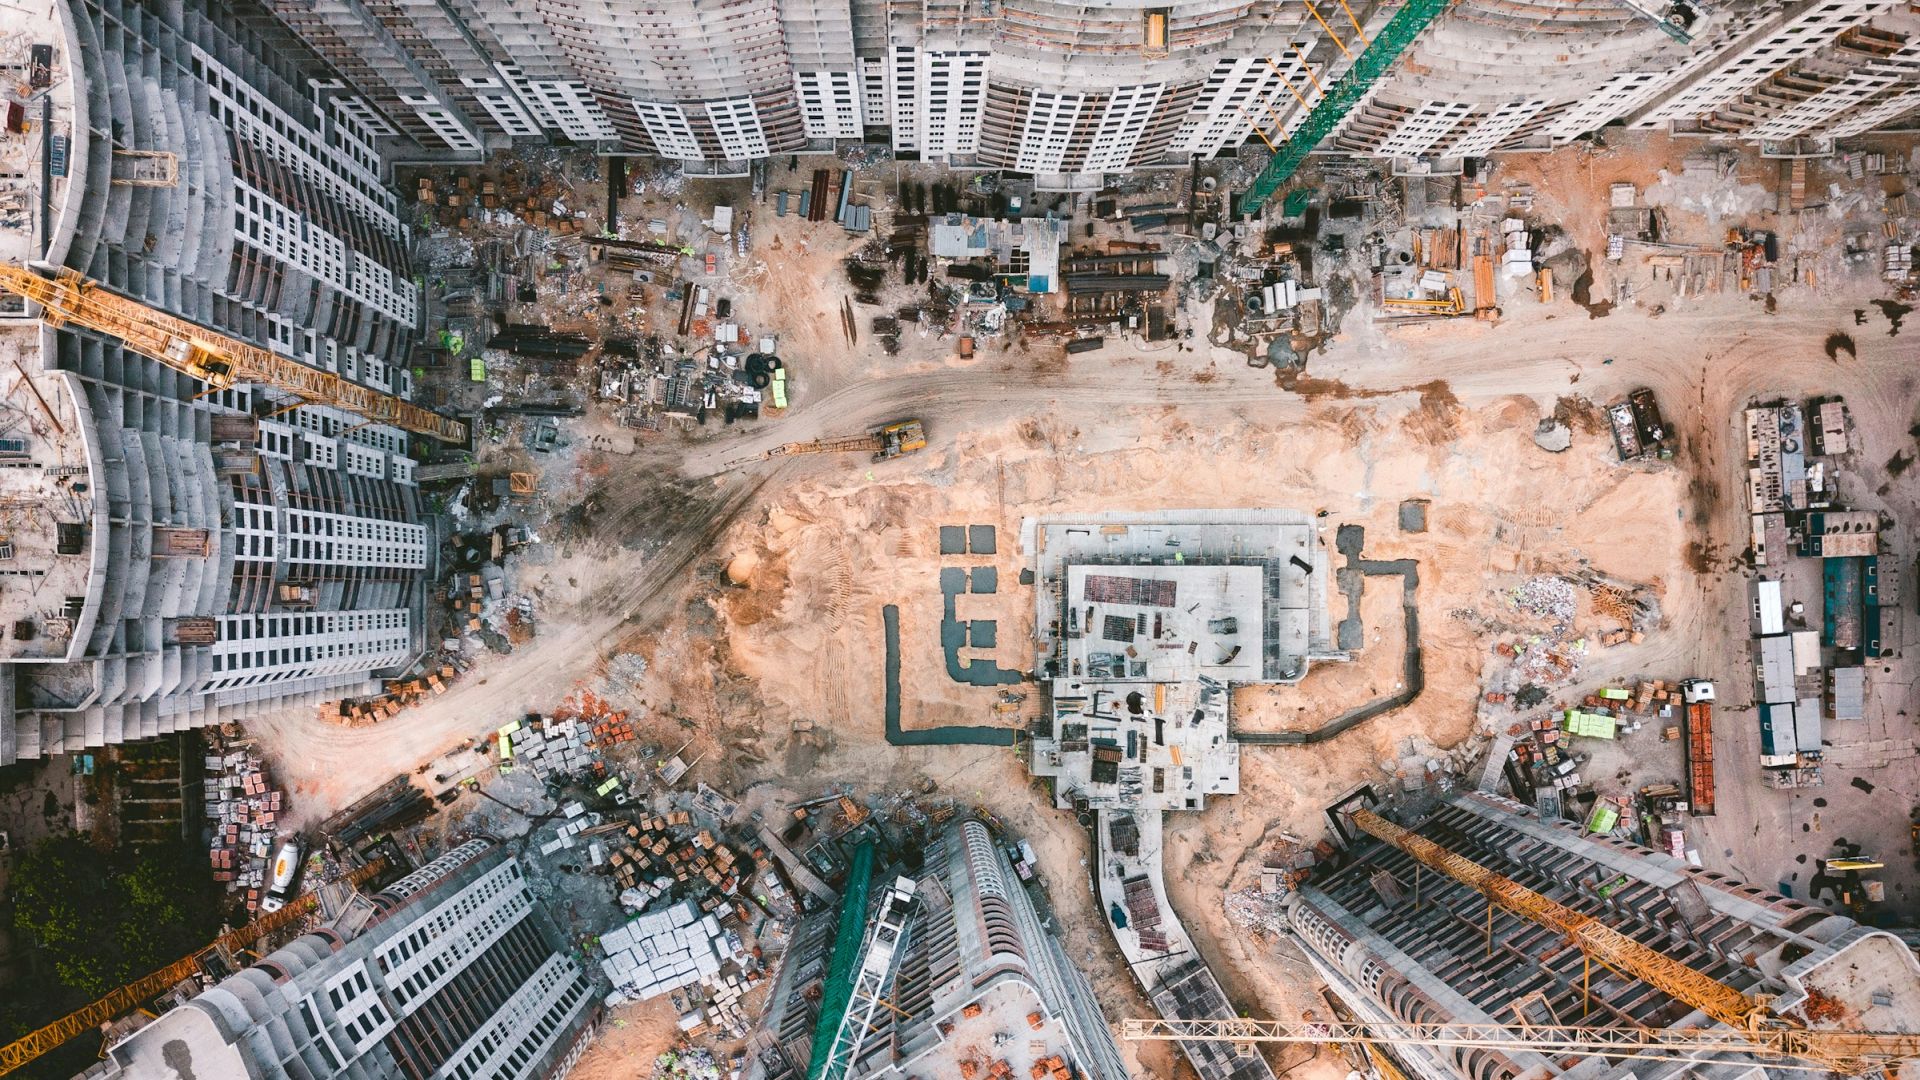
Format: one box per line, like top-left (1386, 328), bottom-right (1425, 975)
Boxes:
top-left (889, 978), bottom-right (1099, 1080)
top-left (0, 323), bottom-right (95, 665)
top-left (0, 0), bottom-right (80, 267)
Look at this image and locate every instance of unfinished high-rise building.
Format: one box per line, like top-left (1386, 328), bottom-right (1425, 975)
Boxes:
top-left (1631, 0), bottom-right (1920, 144)
top-left (1294, 791), bottom-right (1920, 1080)
top-left (750, 817), bottom-right (1127, 1080)
top-left (1021, 510), bottom-right (1337, 1080)
top-left (1329, 0), bottom-right (1920, 164)
top-left (84, 840), bottom-right (600, 1080)
top-left (214, 0), bottom-right (1920, 172)
top-left (867, 0), bottom-right (1396, 174)
top-left (243, 0), bottom-right (621, 158)
top-left (0, 0), bottom-right (437, 762)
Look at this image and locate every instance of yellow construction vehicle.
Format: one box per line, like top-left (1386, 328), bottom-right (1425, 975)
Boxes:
top-left (0, 859), bottom-right (387, 1075)
top-left (765, 419), bottom-right (927, 463)
top-left (1119, 806), bottom-right (1920, 1076)
top-left (0, 265), bottom-right (466, 443)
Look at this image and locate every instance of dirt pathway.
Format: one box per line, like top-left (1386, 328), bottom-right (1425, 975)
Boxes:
top-left (259, 282), bottom-right (1911, 830)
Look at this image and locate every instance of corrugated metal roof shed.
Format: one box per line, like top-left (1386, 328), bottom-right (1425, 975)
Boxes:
top-left (1796, 697), bottom-right (1823, 753)
top-left (1755, 579), bottom-right (1785, 635)
top-left (1757, 634), bottom-right (1796, 704)
top-left (1758, 701), bottom-right (1796, 760)
top-left (1830, 666), bottom-right (1866, 720)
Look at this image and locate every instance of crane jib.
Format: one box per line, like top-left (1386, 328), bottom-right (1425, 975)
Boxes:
top-left (0, 266), bottom-right (467, 443)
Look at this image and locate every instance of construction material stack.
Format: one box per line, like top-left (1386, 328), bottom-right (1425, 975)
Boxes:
top-left (1683, 680), bottom-right (1717, 816)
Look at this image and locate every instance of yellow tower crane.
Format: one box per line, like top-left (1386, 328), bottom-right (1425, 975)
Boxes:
top-left (1122, 808), bottom-right (1920, 1075)
top-left (0, 265), bottom-right (466, 443)
top-left (0, 858), bottom-right (389, 1076)
top-left (1121, 1017), bottom-right (1920, 1073)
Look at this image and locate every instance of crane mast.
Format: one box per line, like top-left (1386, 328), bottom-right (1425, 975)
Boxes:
top-left (811, 877), bottom-right (918, 1080)
top-left (0, 266), bottom-right (466, 443)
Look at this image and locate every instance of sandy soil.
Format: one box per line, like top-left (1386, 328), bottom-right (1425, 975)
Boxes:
top-left (245, 277), bottom-right (1919, 1040)
top-left (571, 996), bottom-right (680, 1080)
top-left (236, 133), bottom-right (1920, 1072)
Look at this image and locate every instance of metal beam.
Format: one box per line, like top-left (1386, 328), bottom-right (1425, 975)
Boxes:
top-left (1119, 1018), bottom-right (1920, 1073)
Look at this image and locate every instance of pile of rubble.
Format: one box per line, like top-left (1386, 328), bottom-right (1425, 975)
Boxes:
top-left (651, 1047), bottom-right (723, 1080)
top-left (1505, 635), bottom-right (1586, 685)
top-left (605, 651), bottom-right (649, 691)
top-left (1508, 575), bottom-right (1576, 626)
top-left (201, 729), bottom-right (285, 910)
top-left (1383, 732), bottom-right (1492, 794)
top-left (1223, 887), bottom-right (1291, 936)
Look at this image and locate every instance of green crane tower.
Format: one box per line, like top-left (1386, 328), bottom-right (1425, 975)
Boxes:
top-left (1239, 0), bottom-right (1456, 215)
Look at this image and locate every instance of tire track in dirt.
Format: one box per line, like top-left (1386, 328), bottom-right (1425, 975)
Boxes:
top-left (255, 467), bottom-right (781, 823)
top-left (261, 290), bottom-right (1918, 822)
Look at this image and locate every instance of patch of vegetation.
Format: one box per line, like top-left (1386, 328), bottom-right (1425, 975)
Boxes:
top-left (11, 835), bottom-right (219, 997)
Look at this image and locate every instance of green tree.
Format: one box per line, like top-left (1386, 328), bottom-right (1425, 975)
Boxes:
top-left (10, 835), bottom-right (218, 999)
top-left (10, 835), bottom-right (119, 996)
top-left (116, 840), bottom-right (219, 972)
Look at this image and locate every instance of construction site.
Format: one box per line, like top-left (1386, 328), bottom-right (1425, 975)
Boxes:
top-left (6, 0), bottom-right (1920, 1073)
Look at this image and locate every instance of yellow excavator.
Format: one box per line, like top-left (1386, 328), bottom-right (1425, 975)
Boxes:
top-left (764, 419), bottom-right (927, 463)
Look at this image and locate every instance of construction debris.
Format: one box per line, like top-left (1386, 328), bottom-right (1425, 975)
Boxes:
top-left (201, 728), bottom-right (287, 911)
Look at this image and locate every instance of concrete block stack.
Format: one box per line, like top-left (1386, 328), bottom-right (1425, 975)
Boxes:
top-left (201, 730), bottom-right (284, 910)
top-left (597, 899), bottom-right (754, 1034)
top-left (509, 716), bottom-right (598, 780)
top-left (536, 800), bottom-right (604, 855)
top-left (509, 692), bottom-right (638, 782)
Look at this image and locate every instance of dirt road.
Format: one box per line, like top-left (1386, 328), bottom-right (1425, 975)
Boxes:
top-left (259, 285), bottom-right (1914, 832)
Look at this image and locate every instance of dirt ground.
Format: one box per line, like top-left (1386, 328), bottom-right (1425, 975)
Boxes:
top-left (570, 995), bottom-right (680, 1080)
top-left (235, 134), bottom-right (1920, 1077)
